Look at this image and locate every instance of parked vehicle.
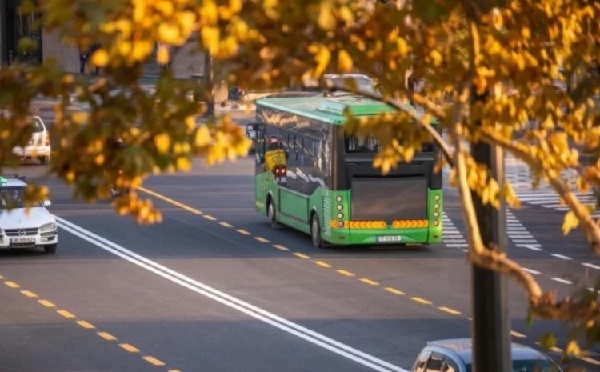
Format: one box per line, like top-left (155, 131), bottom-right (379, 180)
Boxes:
top-left (11, 115), bottom-right (51, 165)
top-left (412, 338), bottom-right (562, 372)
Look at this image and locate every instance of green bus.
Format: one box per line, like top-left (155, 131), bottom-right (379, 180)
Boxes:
top-left (245, 93), bottom-right (442, 248)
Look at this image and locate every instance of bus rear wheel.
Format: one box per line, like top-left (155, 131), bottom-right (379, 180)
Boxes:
top-left (268, 200), bottom-right (283, 229)
top-left (311, 214), bottom-right (325, 248)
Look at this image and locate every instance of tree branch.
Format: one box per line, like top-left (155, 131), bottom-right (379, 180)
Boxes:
top-left (326, 84), bottom-right (453, 167)
top-left (479, 129), bottom-right (600, 255)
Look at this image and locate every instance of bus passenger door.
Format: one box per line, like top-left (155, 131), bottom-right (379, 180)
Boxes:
top-left (246, 123), bottom-right (268, 213)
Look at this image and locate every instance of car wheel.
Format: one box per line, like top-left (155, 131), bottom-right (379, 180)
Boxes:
top-left (44, 244), bottom-right (57, 254)
top-left (311, 214), bottom-right (325, 248)
top-left (268, 200), bottom-right (283, 229)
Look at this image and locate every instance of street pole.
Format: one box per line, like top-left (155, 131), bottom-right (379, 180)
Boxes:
top-left (470, 130), bottom-right (511, 371)
top-left (204, 52), bottom-right (214, 117)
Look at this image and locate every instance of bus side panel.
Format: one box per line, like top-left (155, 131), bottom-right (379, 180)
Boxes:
top-left (254, 172), bottom-right (270, 215)
top-left (278, 188), bottom-right (309, 225)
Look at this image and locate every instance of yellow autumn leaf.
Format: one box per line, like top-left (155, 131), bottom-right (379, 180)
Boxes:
top-left (91, 49), bottom-right (109, 67)
top-left (318, 1), bottom-right (335, 31)
top-left (157, 44), bottom-right (170, 65)
top-left (562, 211), bottom-right (579, 235)
top-left (154, 133), bottom-right (171, 154)
top-left (195, 125), bottom-right (211, 147)
top-left (337, 50), bottom-right (354, 73)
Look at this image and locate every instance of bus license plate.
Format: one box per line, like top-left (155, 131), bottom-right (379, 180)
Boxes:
top-left (377, 236), bottom-right (402, 243)
top-left (11, 237), bottom-right (36, 244)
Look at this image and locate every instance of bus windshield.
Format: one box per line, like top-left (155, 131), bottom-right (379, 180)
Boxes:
top-left (344, 135), bottom-right (435, 154)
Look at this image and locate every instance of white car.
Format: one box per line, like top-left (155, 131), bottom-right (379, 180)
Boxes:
top-left (11, 115), bottom-right (51, 165)
top-left (0, 175), bottom-right (58, 254)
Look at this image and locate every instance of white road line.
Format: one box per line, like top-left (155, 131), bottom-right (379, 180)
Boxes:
top-left (583, 263), bottom-right (600, 270)
top-left (56, 217), bottom-right (406, 372)
top-left (441, 212), bottom-right (468, 249)
top-left (551, 277), bottom-right (573, 285)
top-left (522, 245), bottom-right (542, 251)
top-left (551, 254), bottom-right (572, 260)
top-left (524, 268), bottom-right (541, 275)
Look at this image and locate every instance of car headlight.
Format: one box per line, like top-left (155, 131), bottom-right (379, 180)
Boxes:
top-left (40, 222), bottom-right (57, 233)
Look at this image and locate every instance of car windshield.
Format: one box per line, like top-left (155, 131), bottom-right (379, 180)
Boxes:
top-left (0, 186), bottom-right (25, 209)
top-left (466, 359), bottom-right (560, 372)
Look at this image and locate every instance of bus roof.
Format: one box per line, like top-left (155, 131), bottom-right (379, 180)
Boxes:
top-left (256, 94), bottom-right (429, 126)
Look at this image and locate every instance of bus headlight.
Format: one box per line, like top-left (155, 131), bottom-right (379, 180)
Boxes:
top-left (336, 196), bottom-right (342, 202)
top-left (434, 194), bottom-right (441, 201)
top-left (434, 203), bottom-right (440, 210)
top-left (433, 220), bottom-right (439, 226)
top-left (337, 205), bottom-right (343, 211)
top-left (337, 213), bottom-right (343, 219)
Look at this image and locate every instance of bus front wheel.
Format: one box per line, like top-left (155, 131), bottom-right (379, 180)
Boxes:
top-left (268, 200), bottom-right (284, 230)
top-left (311, 214), bottom-right (325, 248)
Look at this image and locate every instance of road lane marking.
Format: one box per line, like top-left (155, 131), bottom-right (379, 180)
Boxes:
top-left (144, 356), bottom-right (166, 366)
top-left (551, 253), bottom-right (572, 260)
top-left (57, 310), bottom-right (76, 319)
top-left (120, 343), bottom-right (140, 353)
top-left (0, 272), bottom-right (180, 371)
top-left (254, 237), bottom-right (269, 243)
top-left (359, 278), bottom-right (379, 286)
top-left (438, 307), bottom-right (461, 315)
top-left (583, 263), bottom-right (600, 270)
top-left (98, 332), bottom-right (118, 341)
top-left (134, 187), bottom-right (600, 368)
top-left (20, 290), bottom-right (38, 298)
top-left (384, 287), bottom-right (405, 295)
top-left (411, 297), bottom-right (432, 305)
top-left (236, 229), bottom-right (251, 235)
top-left (337, 269), bottom-right (355, 277)
top-left (138, 186), bottom-right (202, 215)
top-left (202, 215), bottom-right (217, 221)
top-left (524, 268), bottom-right (541, 275)
top-left (315, 261), bottom-right (331, 268)
top-left (57, 217), bottom-right (408, 372)
top-left (293, 252), bottom-right (310, 259)
top-left (551, 277), bottom-right (573, 285)
top-left (39, 299), bottom-right (55, 308)
top-left (219, 221), bottom-right (233, 228)
top-left (77, 320), bottom-right (95, 329)
top-left (441, 212), bottom-right (468, 249)
top-left (510, 330), bottom-right (527, 338)
top-left (273, 244), bottom-right (289, 251)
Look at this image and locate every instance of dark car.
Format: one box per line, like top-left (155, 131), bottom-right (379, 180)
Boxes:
top-left (412, 338), bottom-right (562, 372)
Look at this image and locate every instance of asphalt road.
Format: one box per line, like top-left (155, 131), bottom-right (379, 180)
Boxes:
top-left (1, 154), bottom-right (599, 372)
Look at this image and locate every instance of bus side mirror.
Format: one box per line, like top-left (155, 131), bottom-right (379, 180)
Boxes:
top-left (246, 123), bottom-right (266, 140)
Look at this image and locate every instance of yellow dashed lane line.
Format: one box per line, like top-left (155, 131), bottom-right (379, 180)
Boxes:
top-left (359, 278), bottom-right (379, 286)
top-left (21, 290), bottom-right (38, 298)
top-left (1, 276), bottom-right (180, 371)
top-left (137, 187), bottom-right (600, 367)
top-left (411, 297), bottom-right (432, 305)
top-left (144, 356), bottom-right (166, 366)
top-left (57, 310), bottom-right (76, 319)
top-left (98, 332), bottom-right (118, 341)
top-left (120, 343), bottom-right (140, 353)
top-left (39, 299), bottom-right (55, 308)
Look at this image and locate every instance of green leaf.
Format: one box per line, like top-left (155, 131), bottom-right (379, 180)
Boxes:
top-left (538, 333), bottom-right (557, 350)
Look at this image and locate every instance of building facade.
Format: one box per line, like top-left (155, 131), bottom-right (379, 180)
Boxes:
top-left (1, 0), bottom-right (204, 78)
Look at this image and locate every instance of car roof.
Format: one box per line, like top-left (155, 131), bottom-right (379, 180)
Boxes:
top-left (0, 176), bottom-right (27, 188)
top-left (426, 338), bottom-right (550, 365)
